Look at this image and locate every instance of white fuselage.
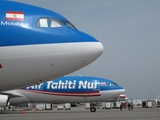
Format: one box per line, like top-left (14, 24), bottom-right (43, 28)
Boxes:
top-left (0, 42), bottom-right (103, 91)
top-left (9, 89), bottom-right (125, 104)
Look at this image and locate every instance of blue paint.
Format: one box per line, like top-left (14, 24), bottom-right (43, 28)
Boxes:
top-left (22, 76), bottom-right (124, 93)
top-left (0, 1), bottom-right (98, 47)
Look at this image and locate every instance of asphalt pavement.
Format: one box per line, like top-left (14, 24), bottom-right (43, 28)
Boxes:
top-left (1, 107), bottom-right (160, 120)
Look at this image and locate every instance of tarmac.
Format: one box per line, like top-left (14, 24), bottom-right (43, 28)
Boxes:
top-left (1, 107), bottom-right (160, 120)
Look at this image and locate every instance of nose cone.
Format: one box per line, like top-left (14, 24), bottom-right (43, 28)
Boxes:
top-left (82, 42), bottom-right (103, 66)
top-left (108, 88), bottom-right (125, 101)
top-left (112, 88), bottom-right (125, 98)
top-left (117, 88), bottom-right (125, 95)
top-left (114, 85), bottom-right (125, 94)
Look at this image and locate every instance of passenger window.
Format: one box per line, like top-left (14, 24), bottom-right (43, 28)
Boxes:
top-left (36, 18), bottom-right (49, 27)
top-left (51, 18), bottom-right (62, 28)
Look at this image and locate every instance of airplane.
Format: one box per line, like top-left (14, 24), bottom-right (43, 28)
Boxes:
top-left (0, 76), bottom-right (125, 112)
top-left (0, 1), bottom-right (103, 91)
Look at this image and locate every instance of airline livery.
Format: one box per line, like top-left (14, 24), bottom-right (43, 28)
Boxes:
top-left (0, 1), bottom-right (103, 91)
top-left (0, 76), bottom-right (125, 107)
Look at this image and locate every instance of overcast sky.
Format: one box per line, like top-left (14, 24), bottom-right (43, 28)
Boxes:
top-left (13, 0), bottom-right (160, 99)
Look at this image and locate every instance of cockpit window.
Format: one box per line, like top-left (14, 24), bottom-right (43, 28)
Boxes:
top-left (51, 18), bottom-right (62, 28)
top-left (61, 20), bottom-right (77, 30)
top-left (36, 18), bottom-right (49, 27)
top-left (109, 83), bottom-right (118, 86)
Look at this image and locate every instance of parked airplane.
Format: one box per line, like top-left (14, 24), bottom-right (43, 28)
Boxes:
top-left (0, 1), bottom-right (103, 91)
top-left (0, 76), bottom-right (125, 109)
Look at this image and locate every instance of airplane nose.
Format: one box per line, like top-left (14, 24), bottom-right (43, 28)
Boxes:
top-left (110, 88), bottom-right (125, 98)
top-left (81, 42), bottom-right (104, 66)
top-left (115, 88), bottom-right (125, 97)
top-left (118, 89), bottom-right (125, 94)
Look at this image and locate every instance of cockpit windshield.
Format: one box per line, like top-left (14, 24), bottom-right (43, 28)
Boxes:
top-left (61, 20), bottom-right (77, 30)
top-left (109, 83), bottom-right (118, 86)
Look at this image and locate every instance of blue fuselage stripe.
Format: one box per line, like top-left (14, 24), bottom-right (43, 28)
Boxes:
top-left (21, 76), bottom-right (124, 93)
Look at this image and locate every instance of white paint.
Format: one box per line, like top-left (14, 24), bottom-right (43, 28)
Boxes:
top-left (0, 42), bottom-right (103, 91)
